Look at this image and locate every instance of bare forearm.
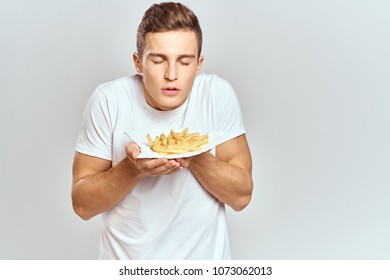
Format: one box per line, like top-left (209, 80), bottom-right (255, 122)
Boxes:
top-left (72, 158), bottom-right (142, 220)
top-left (189, 152), bottom-right (253, 211)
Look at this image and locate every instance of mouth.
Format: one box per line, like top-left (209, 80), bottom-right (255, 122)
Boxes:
top-left (161, 86), bottom-right (181, 96)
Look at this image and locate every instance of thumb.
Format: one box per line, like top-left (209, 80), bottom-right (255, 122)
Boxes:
top-left (125, 142), bottom-right (141, 159)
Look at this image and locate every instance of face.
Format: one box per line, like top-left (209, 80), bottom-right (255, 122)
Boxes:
top-left (133, 31), bottom-right (204, 111)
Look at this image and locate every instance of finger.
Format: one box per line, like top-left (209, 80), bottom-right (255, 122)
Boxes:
top-left (142, 158), bottom-right (168, 169)
top-left (164, 160), bottom-right (182, 174)
top-left (175, 158), bottom-right (191, 168)
top-left (125, 142), bottom-right (141, 159)
top-left (134, 158), bottom-right (168, 175)
top-left (149, 160), bottom-right (180, 175)
top-left (167, 166), bottom-right (183, 175)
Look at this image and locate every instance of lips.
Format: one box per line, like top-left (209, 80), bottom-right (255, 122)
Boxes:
top-left (162, 86), bottom-right (181, 96)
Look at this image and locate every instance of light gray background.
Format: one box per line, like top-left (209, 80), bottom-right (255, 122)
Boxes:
top-left (1, 0), bottom-right (389, 259)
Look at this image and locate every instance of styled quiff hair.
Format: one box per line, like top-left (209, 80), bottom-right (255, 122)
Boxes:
top-left (136, 2), bottom-right (203, 58)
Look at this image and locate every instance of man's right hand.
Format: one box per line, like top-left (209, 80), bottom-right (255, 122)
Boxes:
top-left (71, 141), bottom-right (183, 220)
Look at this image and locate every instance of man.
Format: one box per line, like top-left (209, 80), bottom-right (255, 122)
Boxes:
top-left (72, 2), bottom-right (253, 259)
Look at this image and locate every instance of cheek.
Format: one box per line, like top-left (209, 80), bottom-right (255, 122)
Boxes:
top-left (143, 71), bottom-right (160, 89)
top-left (142, 64), bottom-right (160, 78)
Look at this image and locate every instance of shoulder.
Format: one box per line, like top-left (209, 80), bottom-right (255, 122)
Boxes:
top-left (90, 75), bottom-right (142, 107)
top-left (193, 73), bottom-right (237, 102)
top-left (97, 75), bottom-right (141, 96)
top-left (194, 73), bottom-right (232, 90)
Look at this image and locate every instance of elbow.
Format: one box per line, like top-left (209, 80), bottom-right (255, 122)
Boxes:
top-left (72, 203), bottom-right (94, 221)
top-left (232, 193), bottom-right (252, 212)
top-left (232, 181), bottom-right (253, 212)
top-left (71, 191), bottom-right (94, 221)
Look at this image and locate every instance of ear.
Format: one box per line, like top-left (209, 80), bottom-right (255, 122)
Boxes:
top-left (196, 55), bottom-right (204, 75)
top-left (133, 52), bottom-right (143, 74)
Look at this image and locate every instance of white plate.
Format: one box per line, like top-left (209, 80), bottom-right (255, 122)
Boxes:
top-left (124, 127), bottom-right (224, 159)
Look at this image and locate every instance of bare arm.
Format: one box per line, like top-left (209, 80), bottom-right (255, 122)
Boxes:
top-left (177, 134), bottom-right (253, 211)
top-left (71, 142), bottom-right (181, 220)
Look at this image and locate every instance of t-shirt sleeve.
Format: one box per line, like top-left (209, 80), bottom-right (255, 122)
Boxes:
top-left (214, 78), bottom-right (246, 143)
top-left (75, 87), bottom-right (113, 161)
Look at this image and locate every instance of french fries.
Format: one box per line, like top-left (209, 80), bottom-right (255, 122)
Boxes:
top-left (147, 128), bottom-right (208, 155)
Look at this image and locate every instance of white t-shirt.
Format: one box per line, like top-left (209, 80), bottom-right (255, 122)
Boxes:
top-left (76, 73), bottom-right (245, 259)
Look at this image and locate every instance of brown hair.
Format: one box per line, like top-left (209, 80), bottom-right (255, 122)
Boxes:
top-left (136, 2), bottom-right (202, 58)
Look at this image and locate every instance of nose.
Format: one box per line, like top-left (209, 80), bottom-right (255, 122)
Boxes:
top-left (164, 62), bottom-right (178, 81)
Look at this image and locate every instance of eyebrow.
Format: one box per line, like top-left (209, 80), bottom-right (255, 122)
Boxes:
top-left (148, 53), bottom-right (196, 60)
